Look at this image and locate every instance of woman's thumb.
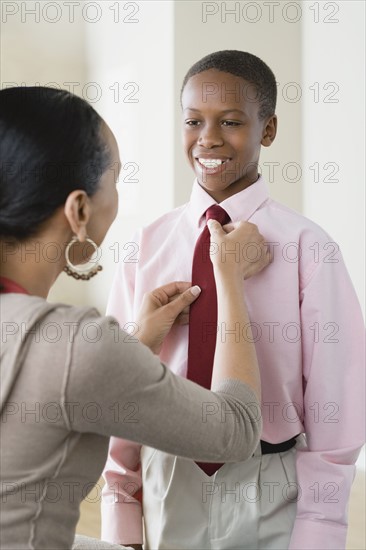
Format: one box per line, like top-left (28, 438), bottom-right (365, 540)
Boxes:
top-left (166, 285), bottom-right (201, 318)
top-left (207, 218), bottom-right (225, 235)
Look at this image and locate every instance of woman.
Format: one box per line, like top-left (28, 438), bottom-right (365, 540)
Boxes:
top-left (0, 87), bottom-right (270, 549)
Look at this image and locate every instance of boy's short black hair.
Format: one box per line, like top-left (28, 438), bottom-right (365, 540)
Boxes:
top-left (181, 50), bottom-right (277, 120)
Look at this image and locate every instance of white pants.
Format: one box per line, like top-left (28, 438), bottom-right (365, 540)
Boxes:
top-left (73, 535), bottom-right (132, 549)
top-left (141, 436), bottom-right (306, 549)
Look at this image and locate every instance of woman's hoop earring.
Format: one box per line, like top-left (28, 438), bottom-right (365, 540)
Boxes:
top-left (64, 236), bottom-right (103, 280)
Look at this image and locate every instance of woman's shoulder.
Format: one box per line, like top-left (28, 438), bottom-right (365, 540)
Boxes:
top-left (2, 294), bottom-right (127, 354)
top-left (1, 293), bottom-right (100, 323)
top-left (0, 294), bottom-right (115, 349)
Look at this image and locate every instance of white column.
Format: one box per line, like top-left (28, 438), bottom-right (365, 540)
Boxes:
top-left (302, 0), bottom-right (365, 315)
top-left (302, 0), bottom-right (365, 473)
top-left (173, 0), bottom-right (303, 211)
top-left (0, 1), bottom-right (90, 307)
top-left (83, 1), bottom-right (175, 313)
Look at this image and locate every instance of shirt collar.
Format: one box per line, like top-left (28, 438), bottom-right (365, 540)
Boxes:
top-left (0, 276), bottom-right (29, 294)
top-left (187, 175), bottom-right (270, 227)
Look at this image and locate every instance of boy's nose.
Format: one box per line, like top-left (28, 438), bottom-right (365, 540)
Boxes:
top-left (197, 126), bottom-right (224, 148)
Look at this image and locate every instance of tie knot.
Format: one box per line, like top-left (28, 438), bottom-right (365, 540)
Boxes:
top-left (205, 205), bottom-right (230, 225)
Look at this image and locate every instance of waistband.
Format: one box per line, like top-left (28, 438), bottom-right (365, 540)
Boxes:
top-left (260, 435), bottom-right (298, 455)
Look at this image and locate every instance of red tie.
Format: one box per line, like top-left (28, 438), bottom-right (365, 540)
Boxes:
top-left (187, 205), bottom-right (230, 476)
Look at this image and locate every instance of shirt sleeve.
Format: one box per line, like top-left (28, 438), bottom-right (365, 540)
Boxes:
top-left (101, 242), bottom-right (144, 545)
top-left (289, 250), bottom-right (365, 549)
top-left (101, 437), bottom-right (143, 545)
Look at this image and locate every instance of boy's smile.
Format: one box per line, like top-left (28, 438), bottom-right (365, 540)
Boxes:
top-left (181, 69), bottom-right (277, 203)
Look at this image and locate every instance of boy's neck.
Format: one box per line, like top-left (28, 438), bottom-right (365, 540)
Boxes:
top-left (199, 173), bottom-right (260, 203)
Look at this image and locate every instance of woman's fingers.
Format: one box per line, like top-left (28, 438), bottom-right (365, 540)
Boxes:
top-left (136, 283), bottom-right (201, 354)
top-left (149, 281), bottom-right (194, 306)
top-left (207, 218), bottom-right (225, 237)
top-left (207, 218), bottom-right (271, 280)
top-left (140, 281), bottom-right (200, 322)
top-left (139, 282), bottom-right (200, 322)
top-left (222, 222), bottom-right (236, 233)
top-left (141, 282), bottom-right (192, 314)
top-left (164, 285), bottom-right (201, 320)
top-left (175, 311), bottom-right (190, 326)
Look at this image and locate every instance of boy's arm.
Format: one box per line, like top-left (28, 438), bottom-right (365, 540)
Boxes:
top-left (101, 232), bottom-right (144, 546)
top-left (289, 249), bottom-right (365, 550)
top-left (101, 437), bottom-right (143, 545)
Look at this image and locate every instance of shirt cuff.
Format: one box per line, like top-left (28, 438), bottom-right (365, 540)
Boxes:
top-left (101, 501), bottom-right (143, 545)
top-left (289, 518), bottom-right (347, 550)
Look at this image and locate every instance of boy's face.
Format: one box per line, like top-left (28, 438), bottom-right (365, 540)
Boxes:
top-left (182, 69), bottom-right (277, 202)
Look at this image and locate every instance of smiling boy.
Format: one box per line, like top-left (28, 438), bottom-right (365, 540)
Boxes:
top-left (183, 69), bottom-right (276, 201)
top-left (101, 51), bottom-right (364, 549)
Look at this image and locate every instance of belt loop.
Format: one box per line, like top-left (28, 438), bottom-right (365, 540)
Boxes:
top-left (252, 440), bottom-right (263, 458)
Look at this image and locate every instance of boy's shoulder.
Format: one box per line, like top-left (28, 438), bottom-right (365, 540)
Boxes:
top-left (138, 195), bottom-right (335, 248)
top-left (262, 197), bottom-right (334, 243)
top-left (141, 203), bottom-right (189, 234)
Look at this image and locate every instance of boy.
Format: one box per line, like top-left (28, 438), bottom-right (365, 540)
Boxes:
top-left (101, 51), bottom-right (364, 549)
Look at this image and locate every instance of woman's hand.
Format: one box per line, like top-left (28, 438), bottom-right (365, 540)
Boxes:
top-left (136, 281), bottom-right (201, 354)
top-left (206, 220), bottom-right (268, 399)
top-left (208, 219), bottom-right (271, 280)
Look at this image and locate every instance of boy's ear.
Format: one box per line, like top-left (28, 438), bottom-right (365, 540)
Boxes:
top-left (261, 115), bottom-right (277, 147)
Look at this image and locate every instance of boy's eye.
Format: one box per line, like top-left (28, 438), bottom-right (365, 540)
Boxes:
top-left (185, 119), bottom-right (201, 126)
top-left (222, 120), bottom-right (241, 127)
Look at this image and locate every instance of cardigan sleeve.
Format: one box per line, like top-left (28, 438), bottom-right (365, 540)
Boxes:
top-left (64, 312), bottom-right (262, 463)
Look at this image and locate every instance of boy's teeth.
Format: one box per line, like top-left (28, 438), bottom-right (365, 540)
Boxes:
top-left (199, 158), bottom-right (225, 168)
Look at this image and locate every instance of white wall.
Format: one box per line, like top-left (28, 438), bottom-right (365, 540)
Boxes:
top-left (301, 0), bottom-right (365, 472)
top-left (173, 0), bottom-right (303, 211)
top-left (302, 0), bottom-right (365, 316)
top-left (83, 1), bottom-right (175, 313)
top-left (1, 1), bottom-right (363, 317)
top-left (0, 3), bottom-right (91, 306)
top-left (1, 0), bottom-right (364, 494)
top-left (0, 1), bottom-right (175, 313)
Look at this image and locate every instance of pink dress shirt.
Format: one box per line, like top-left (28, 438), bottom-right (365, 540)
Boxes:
top-left (101, 176), bottom-right (365, 549)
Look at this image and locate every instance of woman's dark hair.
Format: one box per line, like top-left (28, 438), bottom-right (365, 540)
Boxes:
top-left (0, 86), bottom-right (111, 240)
top-left (181, 50), bottom-right (277, 120)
